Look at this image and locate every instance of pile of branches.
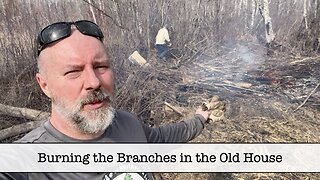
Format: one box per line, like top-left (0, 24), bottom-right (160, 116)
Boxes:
top-left (114, 57), bottom-right (186, 125)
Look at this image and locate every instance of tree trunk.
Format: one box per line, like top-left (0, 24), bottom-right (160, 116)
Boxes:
top-left (250, 0), bottom-right (256, 29)
top-left (88, 0), bottom-right (97, 23)
top-left (260, 0), bottom-right (275, 44)
top-left (303, 0), bottom-right (308, 29)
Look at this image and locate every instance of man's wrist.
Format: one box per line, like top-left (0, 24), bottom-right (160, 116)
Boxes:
top-left (194, 114), bottom-right (207, 124)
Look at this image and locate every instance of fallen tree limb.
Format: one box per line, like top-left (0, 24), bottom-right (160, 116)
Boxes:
top-left (293, 82), bottom-right (320, 112)
top-left (0, 121), bottom-right (43, 141)
top-left (290, 56), bottom-right (320, 65)
top-left (0, 103), bottom-right (50, 121)
top-left (164, 102), bottom-right (184, 116)
top-left (214, 83), bottom-right (260, 93)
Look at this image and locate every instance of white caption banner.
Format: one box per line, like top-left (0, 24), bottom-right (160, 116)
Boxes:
top-left (0, 144), bottom-right (319, 172)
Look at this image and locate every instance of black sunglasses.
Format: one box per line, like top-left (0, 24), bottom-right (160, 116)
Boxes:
top-left (37, 20), bottom-right (104, 55)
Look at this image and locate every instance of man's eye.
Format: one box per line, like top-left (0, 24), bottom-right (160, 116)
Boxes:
top-left (96, 66), bottom-right (108, 69)
top-left (96, 66), bottom-right (109, 72)
top-left (64, 70), bottom-right (80, 76)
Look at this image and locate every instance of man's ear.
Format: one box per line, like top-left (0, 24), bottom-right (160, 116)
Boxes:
top-left (36, 73), bottom-right (52, 98)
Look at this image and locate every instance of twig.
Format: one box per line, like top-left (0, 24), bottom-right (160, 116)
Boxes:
top-left (195, 63), bottom-right (223, 72)
top-left (169, 51), bottom-right (182, 67)
top-left (80, 0), bottom-right (129, 30)
top-left (213, 83), bottom-right (259, 93)
top-left (293, 83), bottom-right (320, 112)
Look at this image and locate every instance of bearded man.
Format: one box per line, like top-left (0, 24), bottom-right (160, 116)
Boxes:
top-left (1, 20), bottom-right (210, 180)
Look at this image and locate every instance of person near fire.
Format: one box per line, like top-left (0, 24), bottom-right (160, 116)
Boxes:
top-left (155, 24), bottom-right (171, 60)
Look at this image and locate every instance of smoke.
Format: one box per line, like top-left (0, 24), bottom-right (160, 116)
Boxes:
top-left (232, 44), bottom-right (265, 82)
top-left (190, 42), bottom-right (266, 85)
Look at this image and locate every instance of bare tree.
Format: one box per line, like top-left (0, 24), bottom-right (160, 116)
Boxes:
top-left (88, 0), bottom-right (97, 23)
top-left (259, 0), bottom-right (275, 44)
top-left (303, 0), bottom-right (308, 30)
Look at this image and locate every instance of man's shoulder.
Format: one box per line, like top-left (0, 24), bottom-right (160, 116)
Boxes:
top-left (116, 109), bottom-right (138, 119)
top-left (115, 110), bottom-right (141, 124)
top-left (161, 27), bottom-right (169, 33)
top-left (115, 109), bottom-right (149, 127)
top-left (109, 110), bottom-right (148, 142)
top-left (16, 121), bottom-right (51, 143)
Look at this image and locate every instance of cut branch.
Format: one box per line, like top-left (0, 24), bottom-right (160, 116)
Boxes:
top-left (0, 103), bottom-right (50, 121)
top-left (0, 121), bottom-right (43, 141)
top-left (164, 102), bottom-right (184, 116)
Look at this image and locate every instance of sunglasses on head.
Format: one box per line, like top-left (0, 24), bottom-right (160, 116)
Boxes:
top-left (37, 20), bottom-right (104, 55)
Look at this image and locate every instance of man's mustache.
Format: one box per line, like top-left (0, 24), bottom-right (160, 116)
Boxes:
top-left (80, 90), bottom-right (112, 107)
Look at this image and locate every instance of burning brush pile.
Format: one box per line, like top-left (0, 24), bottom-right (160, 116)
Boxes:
top-left (173, 42), bottom-right (320, 143)
top-left (146, 41), bottom-right (319, 179)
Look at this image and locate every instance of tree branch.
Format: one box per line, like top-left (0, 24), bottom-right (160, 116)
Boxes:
top-left (0, 121), bottom-right (43, 141)
top-left (164, 102), bottom-right (184, 116)
top-left (293, 82), bottom-right (320, 112)
top-left (0, 103), bottom-right (49, 121)
top-left (81, 0), bottom-right (129, 30)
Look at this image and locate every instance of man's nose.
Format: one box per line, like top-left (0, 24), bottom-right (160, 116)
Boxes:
top-left (84, 68), bottom-right (101, 90)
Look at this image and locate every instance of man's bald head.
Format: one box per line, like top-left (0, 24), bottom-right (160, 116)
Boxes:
top-left (37, 29), bottom-right (108, 76)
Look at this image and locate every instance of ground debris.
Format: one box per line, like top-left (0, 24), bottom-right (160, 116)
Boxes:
top-left (157, 42), bottom-right (319, 179)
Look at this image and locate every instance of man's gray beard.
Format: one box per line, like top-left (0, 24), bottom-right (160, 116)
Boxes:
top-left (53, 90), bottom-right (115, 134)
